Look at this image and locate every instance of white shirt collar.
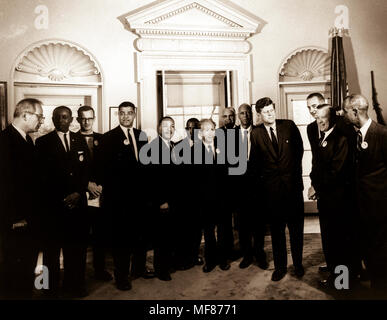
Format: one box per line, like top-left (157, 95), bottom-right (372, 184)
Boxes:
top-left (359, 118), bottom-right (372, 140)
top-left (120, 125), bottom-right (132, 138)
top-left (12, 123), bottom-right (27, 141)
top-left (56, 130), bottom-right (70, 136)
top-left (160, 136), bottom-right (171, 148)
top-left (241, 125), bottom-right (252, 133)
top-left (320, 125), bottom-right (335, 142)
top-left (264, 122), bottom-right (276, 136)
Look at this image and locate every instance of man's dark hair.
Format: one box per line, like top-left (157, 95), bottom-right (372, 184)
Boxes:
top-left (158, 116), bottom-right (175, 126)
top-left (255, 97), bottom-right (275, 113)
top-left (306, 92), bottom-right (325, 102)
top-left (77, 105), bottom-right (95, 118)
top-left (118, 101), bottom-right (136, 111)
top-left (186, 118), bottom-right (199, 127)
top-left (53, 105), bottom-right (72, 117)
top-left (317, 104), bottom-right (337, 125)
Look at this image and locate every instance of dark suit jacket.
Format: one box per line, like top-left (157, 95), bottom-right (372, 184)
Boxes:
top-left (74, 131), bottom-right (102, 183)
top-left (309, 126), bottom-right (350, 197)
top-left (0, 125), bottom-right (38, 232)
top-left (98, 126), bottom-right (148, 212)
top-left (35, 130), bottom-right (90, 209)
top-left (250, 120), bottom-right (304, 215)
top-left (355, 120), bottom-right (387, 221)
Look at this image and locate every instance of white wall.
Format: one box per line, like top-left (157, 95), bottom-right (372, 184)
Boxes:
top-left (1, 0), bottom-right (387, 132)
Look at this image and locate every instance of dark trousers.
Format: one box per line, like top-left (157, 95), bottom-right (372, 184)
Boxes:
top-left (238, 209), bottom-right (266, 259)
top-left (153, 210), bottom-right (175, 274)
top-left (44, 243), bottom-right (87, 292)
top-left (42, 208), bottom-right (89, 293)
top-left (202, 207), bottom-right (229, 266)
top-left (317, 192), bottom-right (353, 275)
top-left (0, 228), bottom-right (38, 299)
top-left (269, 192), bottom-right (304, 270)
top-left (87, 206), bottom-right (109, 273)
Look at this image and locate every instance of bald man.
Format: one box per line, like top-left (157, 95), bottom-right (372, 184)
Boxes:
top-left (0, 98), bottom-right (44, 299)
top-left (343, 94), bottom-right (387, 296)
top-left (309, 104), bottom-right (354, 287)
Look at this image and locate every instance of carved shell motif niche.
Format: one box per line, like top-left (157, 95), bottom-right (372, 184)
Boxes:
top-left (15, 43), bottom-right (101, 82)
top-left (279, 48), bottom-right (330, 82)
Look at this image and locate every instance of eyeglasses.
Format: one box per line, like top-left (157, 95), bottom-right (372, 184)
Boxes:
top-left (79, 117), bottom-right (94, 122)
top-left (26, 111), bottom-right (45, 120)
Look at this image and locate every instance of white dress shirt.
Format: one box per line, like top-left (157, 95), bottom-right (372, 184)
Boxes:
top-left (358, 118), bottom-right (372, 143)
top-left (120, 125), bottom-right (138, 160)
top-left (56, 130), bottom-right (70, 151)
top-left (264, 123), bottom-right (277, 140)
top-left (241, 126), bottom-right (252, 159)
top-left (320, 125), bottom-right (336, 144)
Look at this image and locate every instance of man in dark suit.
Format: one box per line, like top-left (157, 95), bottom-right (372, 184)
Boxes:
top-left (0, 98), bottom-right (44, 299)
top-left (343, 94), bottom-right (387, 296)
top-left (250, 97), bottom-right (304, 281)
top-left (235, 104), bottom-right (268, 270)
top-left (35, 106), bottom-right (90, 298)
top-left (309, 104), bottom-right (353, 287)
top-left (75, 105), bottom-right (112, 282)
top-left (143, 116), bottom-right (180, 281)
top-left (192, 118), bottom-right (231, 273)
top-left (173, 118), bottom-right (204, 270)
top-left (98, 101), bottom-right (149, 290)
top-left (217, 107), bottom-right (239, 261)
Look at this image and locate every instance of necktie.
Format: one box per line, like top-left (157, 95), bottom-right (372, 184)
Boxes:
top-left (270, 127), bottom-right (279, 155)
top-left (64, 133), bottom-right (70, 152)
top-left (127, 129), bottom-right (137, 160)
top-left (208, 145), bottom-right (215, 159)
top-left (26, 134), bottom-right (34, 146)
top-left (319, 131), bottom-right (325, 146)
top-left (357, 130), bottom-right (363, 151)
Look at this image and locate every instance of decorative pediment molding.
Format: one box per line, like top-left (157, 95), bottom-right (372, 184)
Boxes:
top-left (119, 0), bottom-right (266, 53)
top-left (14, 40), bottom-right (102, 83)
top-left (279, 47), bottom-right (330, 82)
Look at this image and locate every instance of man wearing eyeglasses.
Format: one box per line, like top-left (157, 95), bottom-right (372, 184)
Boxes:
top-left (98, 101), bottom-right (151, 291)
top-left (0, 98), bottom-right (44, 299)
top-left (75, 106), bottom-right (112, 283)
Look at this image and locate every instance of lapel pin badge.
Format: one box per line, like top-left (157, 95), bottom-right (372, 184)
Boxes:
top-left (124, 139), bottom-right (129, 145)
top-left (79, 154), bottom-right (84, 162)
top-left (286, 140), bottom-right (289, 143)
top-left (361, 141), bottom-right (368, 149)
top-left (322, 141), bottom-right (328, 148)
top-left (94, 140), bottom-right (99, 146)
top-left (216, 148), bottom-right (220, 154)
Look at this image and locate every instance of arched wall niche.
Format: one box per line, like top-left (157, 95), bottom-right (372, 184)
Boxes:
top-left (9, 39), bottom-right (104, 132)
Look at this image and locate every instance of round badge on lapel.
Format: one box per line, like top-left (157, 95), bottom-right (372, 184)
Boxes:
top-left (322, 141), bottom-right (328, 148)
top-left (79, 154), bottom-right (84, 162)
top-left (124, 139), bottom-right (129, 145)
top-left (216, 148), bottom-right (220, 154)
top-left (286, 140), bottom-right (289, 143)
top-left (94, 140), bottom-right (99, 147)
top-left (361, 142), bottom-right (368, 149)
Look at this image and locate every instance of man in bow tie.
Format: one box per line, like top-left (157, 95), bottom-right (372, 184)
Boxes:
top-left (0, 98), bottom-right (44, 299)
top-left (75, 105), bottom-right (112, 282)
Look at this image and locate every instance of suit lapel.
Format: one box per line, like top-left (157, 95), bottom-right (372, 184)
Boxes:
top-left (260, 125), bottom-right (278, 159)
top-left (53, 131), bottom-right (67, 154)
top-left (276, 121), bottom-right (283, 157)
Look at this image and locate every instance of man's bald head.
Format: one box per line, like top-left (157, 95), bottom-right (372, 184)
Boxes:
top-left (343, 94), bottom-right (369, 128)
top-left (221, 107), bottom-right (236, 129)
